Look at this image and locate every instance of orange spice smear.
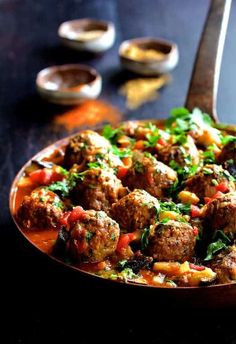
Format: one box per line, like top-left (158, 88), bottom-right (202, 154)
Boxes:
top-left (53, 99), bottom-right (122, 131)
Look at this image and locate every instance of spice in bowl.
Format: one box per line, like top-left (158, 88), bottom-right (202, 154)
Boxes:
top-left (122, 44), bottom-right (166, 62)
top-left (67, 29), bottom-right (106, 41)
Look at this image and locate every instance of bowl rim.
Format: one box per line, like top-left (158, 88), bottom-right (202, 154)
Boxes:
top-left (9, 118), bottom-right (236, 292)
top-left (58, 18), bottom-right (115, 42)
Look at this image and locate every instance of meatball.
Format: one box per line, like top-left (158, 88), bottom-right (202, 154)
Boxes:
top-left (209, 246), bottom-right (236, 283)
top-left (157, 135), bottom-right (199, 167)
top-left (64, 129), bottom-right (121, 169)
top-left (218, 141), bottom-right (236, 164)
top-left (123, 150), bottom-right (177, 199)
top-left (185, 164), bottom-right (235, 200)
top-left (112, 189), bottom-right (159, 231)
top-left (204, 192), bottom-right (236, 236)
top-left (147, 220), bottom-right (196, 262)
top-left (16, 187), bottom-right (64, 230)
top-left (73, 167), bottom-right (128, 215)
top-left (68, 210), bottom-right (120, 263)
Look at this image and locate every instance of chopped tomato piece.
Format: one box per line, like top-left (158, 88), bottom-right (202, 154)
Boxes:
top-left (204, 197), bottom-right (212, 204)
top-left (134, 140), bottom-right (145, 150)
top-left (212, 191), bottom-right (224, 199)
top-left (116, 233), bottom-right (136, 253)
top-left (192, 227), bottom-right (199, 236)
top-left (29, 169), bottom-right (52, 185)
top-left (117, 166), bottom-right (129, 179)
top-left (68, 206), bottom-right (87, 224)
top-left (59, 211), bottom-right (71, 226)
top-left (204, 191), bottom-right (224, 204)
top-left (157, 138), bottom-right (167, 146)
top-left (29, 167), bottom-right (64, 185)
top-left (216, 182), bottom-right (229, 193)
top-left (190, 205), bottom-right (201, 218)
top-left (189, 263), bottom-right (205, 271)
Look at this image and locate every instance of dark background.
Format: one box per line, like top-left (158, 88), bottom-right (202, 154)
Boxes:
top-left (1, 0), bottom-right (236, 343)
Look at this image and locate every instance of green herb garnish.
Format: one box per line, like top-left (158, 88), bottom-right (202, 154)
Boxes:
top-left (141, 227), bottom-right (150, 250)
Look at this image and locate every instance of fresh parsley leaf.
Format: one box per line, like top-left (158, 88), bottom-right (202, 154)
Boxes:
top-left (102, 125), bottom-right (123, 144)
top-left (144, 122), bottom-right (158, 132)
top-left (111, 146), bottom-right (131, 158)
top-left (204, 230), bottom-right (231, 261)
top-left (141, 227), bottom-right (150, 251)
top-left (204, 239), bottom-right (227, 261)
top-left (48, 180), bottom-right (69, 198)
top-left (87, 161), bottom-right (106, 169)
top-left (212, 230), bottom-right (231, 244)
top-left (169, 160), bottom-right (198, 179)
top-left (159, 218), bottom-right (171, 224)
top-left (166, 107), bottom-right (213, 135)
top-left (220, 135), bottom-right (236, 146)
top-left (119, 268), bottom-right (138, 282)
top-left (170, 107), bottom-right (190, 117)
top-left (159, 201), bottom-right (190, 215)
top-left (117, 259), bottom-right (128, 269)
top-left (48, 172), bottom-right (86, 197)
top-left (144, 133), bottom-right (160, 148)
top-left (173, 134), bottom-right (188, 145)
top-left (202, 149), bottom-right (216, 164)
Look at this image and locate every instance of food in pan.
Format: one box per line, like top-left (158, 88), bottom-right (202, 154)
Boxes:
top-left (14, 107), bottom-right (236, 287)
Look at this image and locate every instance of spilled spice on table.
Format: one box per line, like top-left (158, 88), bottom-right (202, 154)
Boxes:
top-left (120, 74), bottom-right (171, 110)
top-left (53, 99), bottom-right (122, 131)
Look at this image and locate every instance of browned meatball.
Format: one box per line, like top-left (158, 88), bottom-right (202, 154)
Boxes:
top-left (147, 220), bottom-right (196, 262)
top-left (218, 141), bottom-right (236, 164)
top-left (73, 167), bottom-right (128, 215)
top-left (158, 135), bottom-right (199, 167)
top-left (185, 164), bottom-right (235, 200)
top-left (123, 150), bottom-right (177, 199)
top-left (204, 192), bottom-right (236, 236)
top-left (17, 187), bottom-right (64, 230)
top-left (209, 246), bottom-right (236, 283)
top-left (64, 130), bottom-right (121, 169)
top-left (112, 189), bottom-right (159, 231)
top-left (68, 210), bottom-right (120, 263)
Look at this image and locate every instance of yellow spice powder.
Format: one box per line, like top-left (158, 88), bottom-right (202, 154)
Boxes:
top-left (123, 45), bottom-right (166, 62)
top-left (120, 74), bottom-right (171, 109)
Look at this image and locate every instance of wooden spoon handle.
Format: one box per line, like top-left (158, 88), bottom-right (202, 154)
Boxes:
top-left (185, 0), bottom-right (232, 122)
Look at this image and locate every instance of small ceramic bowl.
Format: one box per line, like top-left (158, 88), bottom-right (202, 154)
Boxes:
top-left (119, 37), bottom-right (179, 75)
top-left (58, 18), bottom-right (115, 53)
top-left (36, 64), bottom-right (102, 105)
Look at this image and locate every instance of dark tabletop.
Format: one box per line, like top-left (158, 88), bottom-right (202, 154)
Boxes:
top-left (1, 0), bottom-right (236, 343)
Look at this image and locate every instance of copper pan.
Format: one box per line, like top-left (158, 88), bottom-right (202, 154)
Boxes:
top-left (9, 0), bottom-right (236, 309)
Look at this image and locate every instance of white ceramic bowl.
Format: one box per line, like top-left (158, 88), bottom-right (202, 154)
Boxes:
top-left (58, 18), bottom-right (115, 53)
top-left (36, 64), bottom-right (102, 105)
top-left (119, 37), bottom-right (179, 75)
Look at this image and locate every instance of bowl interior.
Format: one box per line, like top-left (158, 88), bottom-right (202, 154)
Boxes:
top-left (37, 65), bottom-right (97, 91)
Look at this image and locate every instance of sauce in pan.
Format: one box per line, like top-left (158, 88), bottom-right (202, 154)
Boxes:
top-left (12, 108), bottom-right (236, 287)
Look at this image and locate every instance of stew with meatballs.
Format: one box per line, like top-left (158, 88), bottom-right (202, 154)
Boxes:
top-left (13, 108), bottom-right (236, 287)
